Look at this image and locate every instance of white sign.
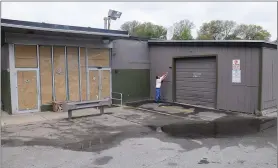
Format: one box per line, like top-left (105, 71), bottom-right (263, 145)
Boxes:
top-left (193, 72), bottom-right (201, 78)
top-left (232, 59), bottom-right (240, 70)
top-left (232, 70), bottom-right (241, 83)
top-left (232, 59), bottom-right (241, 83)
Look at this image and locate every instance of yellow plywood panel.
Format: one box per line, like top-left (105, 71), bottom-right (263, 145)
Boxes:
top-left (89, 70), bottom-right (99, 100)
top-left (39, 46), bottom-right (53, 104)
top-left (80, 48), bottom-right (87, 101)
top-left (87, 48), bottom-right (110, 67)
top-left (54, 46), bottom-right (66, 101)
top-left (17, 71), bottom-right (38, 110)
top-left (100, 70), bottom-right (111, 99)
top-left (67, 47), bottom-right (80, 101)
top-left (15, 45), bottom-right (38, 68)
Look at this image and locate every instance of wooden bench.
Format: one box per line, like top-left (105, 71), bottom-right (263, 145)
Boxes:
top-left (62, 98), bottom-right (112, 119)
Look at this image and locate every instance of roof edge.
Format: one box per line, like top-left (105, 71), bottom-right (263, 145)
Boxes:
top-left (148, 40), bottom-right (277, 49)
top-left (1, 18), bottom-right (129, 37)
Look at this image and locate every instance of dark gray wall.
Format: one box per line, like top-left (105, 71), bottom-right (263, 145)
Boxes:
top-left (111, 39), bottom-right (150, 103)
top-left (1, 44), bottom-right (9, 70)
top-left (1, 44), bottom-right (11, 113)
top-left (149, 46), bottom-right (260, 114)
top-left (261, 47), bottom-right (278, 110)
top-left (112, 39), bottom-right (149, 69)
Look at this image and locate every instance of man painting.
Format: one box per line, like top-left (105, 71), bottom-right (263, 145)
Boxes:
top-left (155, 72), bottom-right (168, 103)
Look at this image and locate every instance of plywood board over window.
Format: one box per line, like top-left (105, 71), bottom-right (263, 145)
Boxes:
top-left (15, 45), bottom-right (38, 68)
top-left (17, 71), bottom-right (38, 110)
top-left (87, 48), bottom-right (110, 67)
top-left (89, 70), bottom-right (99, 100)
top-left (67, 47), bottom-right (80, 101)
top-left (100, 70), bottom-right (111, 99)
top-left (53, 46), bottom-right (66, 101)
top-left (80, 47), bottom-right (87, 101)
top-left (39, 46), bottom-right (53, 104)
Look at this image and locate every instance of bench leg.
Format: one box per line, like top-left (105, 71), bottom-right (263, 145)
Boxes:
top-left (68, 110), bottom-right (72, 119)
top-left (100, 106), bottom-right (104, 115)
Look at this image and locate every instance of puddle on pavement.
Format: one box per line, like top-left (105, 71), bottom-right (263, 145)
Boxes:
top-left (160, 116), bottom-right (276, 138)
top-left (198, 158), bottom-right (210, 164)
top-left (94, 156), bottom-right (113, 165)
top-left (1, 124), bottom-right (157, 153)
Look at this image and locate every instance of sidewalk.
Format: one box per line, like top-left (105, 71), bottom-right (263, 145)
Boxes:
top-left (1, 109), bottom-right (101, 127)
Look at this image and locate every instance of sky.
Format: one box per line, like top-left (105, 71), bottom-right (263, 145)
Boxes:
top-left (1, 2), bottom-right (277, 40)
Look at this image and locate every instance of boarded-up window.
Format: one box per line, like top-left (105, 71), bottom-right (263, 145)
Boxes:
top-left (17, 71), bottom-right (38, 110)
top-left (53, 46), bottom-right (66, 101)
top-left (87, 48), bottom-right (110, 67)
top-left (67, 47), bottom-right (80, 101)
top-left (39, 46), bottom-right (53, 104)
top-left (15, 45), bottom-right (38, 68)
top-left (80, 47), bottom-right (87, 101)
top-left (100, 70), bottom-right (111, 99)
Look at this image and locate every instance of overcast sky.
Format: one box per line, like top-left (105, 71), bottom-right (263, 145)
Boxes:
top-left (2, 2), bottom-right (277, 40)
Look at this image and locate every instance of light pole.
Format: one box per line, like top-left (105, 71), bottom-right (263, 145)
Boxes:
top-left (103, 9), bottom-right (122, 30)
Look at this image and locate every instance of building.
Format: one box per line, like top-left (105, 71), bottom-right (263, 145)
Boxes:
top-left (148, 40), bottom-right (278, 116)
top-left (1, 18), bottom-right (150, 114)
top-left (1, 19), bottom-right (277, 116)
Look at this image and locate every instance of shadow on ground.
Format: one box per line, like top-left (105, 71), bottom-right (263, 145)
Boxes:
top-left (158, 116), bottom-right (277, 138)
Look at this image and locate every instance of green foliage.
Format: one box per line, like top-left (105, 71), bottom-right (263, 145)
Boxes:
top-left (120, 20), bottom-right (167, 39)
top-left (171, 19), bottom-right (195, 40)
top-left (234, 24), bottom-right (271, 41)
top-left (197, 20), bottom-right (271, 41)
top-left (120, 20), bottom-right (140, 36)
top-left (120, 19), bottom-right (272, 41)
top-left (197, 20), bottom-right (237, 40)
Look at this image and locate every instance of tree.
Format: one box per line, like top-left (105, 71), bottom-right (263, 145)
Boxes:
top-left (171, 19), bottom-right (195, 40)
top-left (197, 20), bottom-right (237, 40)
top-left (120, 21), bottom-right (167, 39)
top-left (233, 24), bottom-right (271, 41)
top-left (197, 20), bottom-right (271, 41)
top-left (135, 22), bottom-right (167, 39)
top-left (120, 20), bottom-right (140, 36)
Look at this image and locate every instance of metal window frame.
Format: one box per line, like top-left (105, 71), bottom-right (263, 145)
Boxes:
top-left (65, 46), bottom-right (81, 102)
top-left (78, 47), bottom-right (82, 101)
top-left (65, 46), bottom-right (69, 101)
top-left (86, 47), bottom-right (111, 69)
top-left (86, 48), bottom-right (112, 100)
top-left (9, 43), bottom-right (112, 113)
top-left (11, 43), bottom-right (41, 113)
top-left (87, 68), bottom-right (112, 100)
top-left (51, 45), bottom-right (56, 101)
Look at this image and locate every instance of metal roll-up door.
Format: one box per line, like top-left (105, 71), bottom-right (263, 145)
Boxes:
top-left (175, 57), bottom-right (217, 108)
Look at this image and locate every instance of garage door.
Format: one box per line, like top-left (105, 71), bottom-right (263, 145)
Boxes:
top-left (175, 57), bottom-right (216, 108)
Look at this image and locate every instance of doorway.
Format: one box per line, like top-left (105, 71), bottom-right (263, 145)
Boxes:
top-left (88, 68), bottom-right (111, 100)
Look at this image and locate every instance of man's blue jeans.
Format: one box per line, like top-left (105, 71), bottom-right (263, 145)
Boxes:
top-left (155, 88), bottom-right (161, 103)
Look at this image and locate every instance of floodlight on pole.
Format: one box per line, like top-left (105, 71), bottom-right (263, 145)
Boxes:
top-left (103, 9), bottom-right (122, 30)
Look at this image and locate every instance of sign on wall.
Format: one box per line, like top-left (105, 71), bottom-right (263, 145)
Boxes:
top-left (232, 59), bottom-right (241, 83)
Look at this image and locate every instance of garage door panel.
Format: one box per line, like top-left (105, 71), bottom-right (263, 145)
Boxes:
top-left (176, 82), bottom-right (216, 89)
top-left (176, 78), bottom-right (216, 83)
top-left (176, 96), bottom-right (215, 104)
top-left (176, 72), bottom-right (216, 78)
top-left (176, 69), bottom-right (216, 73)
top-left (175, 57), bottom-right (216, 108)
top-left (177, 92), bottom-right (215, 102)
top-left (176, 90), bottom-right (215, 97)
top-left (175, 86), bottom-right (216, 93)
top-left (176, 62), bottom-right (216, 69)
